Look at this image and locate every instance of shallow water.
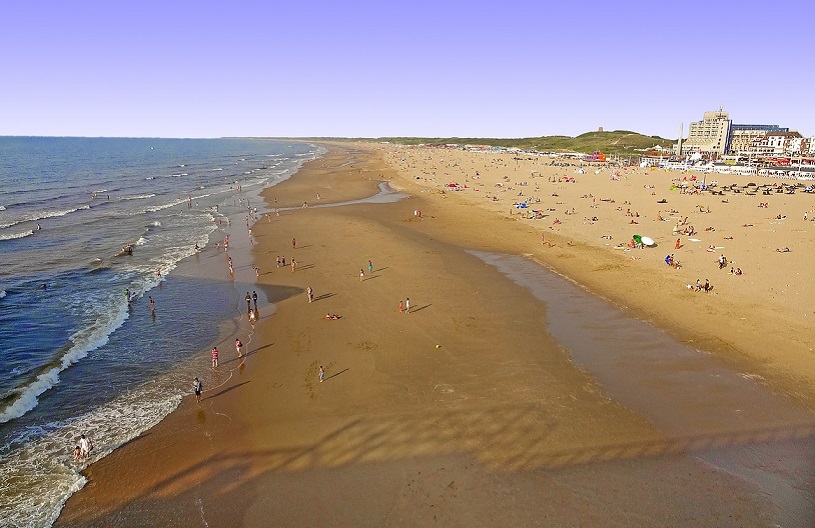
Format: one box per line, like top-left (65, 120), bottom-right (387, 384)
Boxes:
top-left (0, 137), bottom-right (323, 528)
top-left (470, 250), bottom-right (815, 527)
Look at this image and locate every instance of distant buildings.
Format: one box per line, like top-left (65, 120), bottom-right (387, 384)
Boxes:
top-left (676, 108), bottom-right (812, 158)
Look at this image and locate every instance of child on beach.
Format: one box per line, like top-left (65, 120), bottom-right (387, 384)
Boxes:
top-left (235, 339), bottom-right (243, 357)
top-left (319, 365), bottom-right (325, 383)
top-left (194, 377), bottom-right (203, 403)
top-left (211, 347), bottom-right (219, 367)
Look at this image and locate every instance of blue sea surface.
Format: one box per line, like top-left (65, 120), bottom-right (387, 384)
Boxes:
top-left (0, 137), bottom-right (321, 527)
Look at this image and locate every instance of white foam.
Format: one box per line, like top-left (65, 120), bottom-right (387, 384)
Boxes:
top-left (0, 290), bottom-right (6, 299)
top-left (0, 205), bottom-right (91, 229)
top-left (145, 198), bottom-right (186, 213)
top-left (0, 297), bottom-right (129, 424)
top-left (0, 205), bottom-right (6, 210)
top-left (135, 236), bottom-right (147, 246)
top-left (0, 230), bottom-right (33, 241)
top-left (0, 380), bottom-right (184, 528)
top-left (121, 193), bottom-right (156, 201)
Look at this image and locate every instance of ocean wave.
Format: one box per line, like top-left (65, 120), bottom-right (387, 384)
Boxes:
top-left (0, 205), bottom-right (91, 230)
top-left (135, 236), bottom-right (147, 246)
top-left (145, 198), bottom-right (186, 213)
top-left (0, 299), bottom-right (130, 425)
top-left (0, 381), bottom-right (183, 528)
top-left (0, 290), bottom-right (6, 299)
top-left (0, 205), bottom-right (5, 211)
top-left (148, 221), bottom-right (161, 227)
top-left (121, 194), bottom-right (156, 201)
top-left (0, 230), bottom-right (33, 241)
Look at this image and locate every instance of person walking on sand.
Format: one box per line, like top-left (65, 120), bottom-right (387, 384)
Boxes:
top-left (292, 238), bottom-right (297, 249)
top-left (245, 292), bottom-right (252, 313)
top-left (359, 268), bottom-right (365, 282)
top-left (252, 291), bottom-right (258, 311)
top-left (368, 260), bottom-right (373, 274)
top-left (307, 286), bottom-right (314, 303)
top-left (291, 258), bottom-right (297, 272)
top-left (235, 338), bottom-right (243, 358)
top-left (405, 297), bottom-right (410, 314)
top-left (675, 238), bottom-right (681, 250)
top-left (399, 300), bottom-right (404, 313)
top-left (193, 377), bottom-right (203, 403)
top-left (211, 347), bottom-right (219, 367)
top-left (319, 365), bottom-right (325, 383)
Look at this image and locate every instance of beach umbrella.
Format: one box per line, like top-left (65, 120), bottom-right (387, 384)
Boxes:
top-left (632, 234), bottom-right (643, 245)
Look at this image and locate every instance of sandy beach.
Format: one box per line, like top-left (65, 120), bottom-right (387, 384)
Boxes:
top-left (54, 143), bottom-right (815, 527)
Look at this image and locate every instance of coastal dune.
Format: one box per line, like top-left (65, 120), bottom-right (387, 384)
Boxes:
top-left (55, 144), bottom-right (813, 527)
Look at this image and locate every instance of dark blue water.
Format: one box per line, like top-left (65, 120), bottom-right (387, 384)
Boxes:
top-left (0, 137), bottom-right (321, 527)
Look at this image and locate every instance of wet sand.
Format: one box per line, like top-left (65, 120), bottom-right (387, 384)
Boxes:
top-left (55, 144), bottom-right (815, 527)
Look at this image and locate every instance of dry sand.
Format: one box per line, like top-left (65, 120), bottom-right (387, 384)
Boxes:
top-left (382, 144), bottom-right (815, 401)
top-left (54, 143), bottom-right (815, 527)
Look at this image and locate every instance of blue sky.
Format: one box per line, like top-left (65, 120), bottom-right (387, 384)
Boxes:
top-left (2, 1), bottom-right (813, 139)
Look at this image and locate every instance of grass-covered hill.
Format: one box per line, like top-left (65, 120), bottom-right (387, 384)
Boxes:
top-left (296, 130), bottom-right (675, 156)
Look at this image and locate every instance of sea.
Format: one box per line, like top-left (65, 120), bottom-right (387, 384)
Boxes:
top-left (0, 137), bottom-right (322, 527)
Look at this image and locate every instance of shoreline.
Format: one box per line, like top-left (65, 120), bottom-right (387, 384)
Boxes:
top-left (54, 143), bottom-right (815, 526)
top-left (381, 143), bottom-right (815, 408)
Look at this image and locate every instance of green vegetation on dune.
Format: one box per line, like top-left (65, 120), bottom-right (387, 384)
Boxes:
top-left (295, 131), bottom-right (675, 156)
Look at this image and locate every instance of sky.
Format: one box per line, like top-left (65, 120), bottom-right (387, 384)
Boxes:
top-left (2, 1), bottom-right (813, 139)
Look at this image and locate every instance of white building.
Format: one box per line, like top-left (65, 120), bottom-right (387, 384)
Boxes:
top-left (679, 108), bottom-right (731, 156)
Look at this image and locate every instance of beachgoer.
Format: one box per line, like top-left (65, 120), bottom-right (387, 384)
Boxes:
top-left (319, 365), bottom-right (325, 383)
top-left (292, 238), bottom-right (297, 249)
top-left (211, 347), bottom-right (219, 367)
top-left (359, 269), bottom-right (364, 282)
top-left (675, 238), bottom-right (681, 250)
top-left (79, 434), bottom-right (93, 460)
top-left (194, 377), bottom-right (203, 403)
top-left (252, 291), bottom-right (258, 311)
top-left (368, 260), bottom-right (373, 274)
top-left (291, 259), bottom-right (296, 272)
top-left (73, 445), bottom-right (82, 462)
top-left (235, 339), bottom-right (243, 358)
top-left (307, 287), bottom-right (313, 303)
top-left (704, 279), bottom-right (711, 293)
top-left (399, 300), bottom-right (404, 313)
top-left (249, 310), bottom-right (256, 323)
top-left (245, 292), bottom-right (252, 313)
top-left (405, 297), bottom-right (410, 314)
top-left (149, 296), bottom-right (155, 312)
